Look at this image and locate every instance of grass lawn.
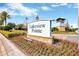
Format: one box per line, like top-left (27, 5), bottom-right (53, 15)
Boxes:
top-left (0, 30), bottom-right (26, 38)
top-left (53, 31), bottom-right (78, 35)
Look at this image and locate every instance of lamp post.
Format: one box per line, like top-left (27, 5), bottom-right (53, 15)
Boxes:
top-left (49, 19), bottom-right (55, 44)
top-left (49, 19), bottom-right (55, 36)
top-left (25, 17), bottom-right (28, 38)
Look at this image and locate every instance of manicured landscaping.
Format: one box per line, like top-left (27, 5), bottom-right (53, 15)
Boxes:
top-left (10, 35), bottom-right (79, 56)
top-left (0, 30), bottom-right (79, 56)
top-left (0, 4), bottom-right (79, 56)
top-left (0, 30), bottom-right (26, 38)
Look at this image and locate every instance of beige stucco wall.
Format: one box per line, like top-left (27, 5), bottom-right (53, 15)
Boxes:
top-left (57, 26), bottom-right (65, 31)
top-left (27, 35), bottom-right (53, 44)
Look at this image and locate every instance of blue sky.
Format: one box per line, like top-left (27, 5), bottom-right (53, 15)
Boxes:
top-left (0, 3), bottom-right (78, 28)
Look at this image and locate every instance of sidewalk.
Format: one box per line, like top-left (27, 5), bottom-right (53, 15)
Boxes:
top-left (0, 33), bottom-right (25, 56)
top-left (0, 39), bottom-right (7, 56)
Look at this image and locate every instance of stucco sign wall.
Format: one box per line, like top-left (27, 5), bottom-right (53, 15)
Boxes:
top-left (27, 20), bottom-right (51, 37)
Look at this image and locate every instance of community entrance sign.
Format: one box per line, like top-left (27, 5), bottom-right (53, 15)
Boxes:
top-left (27, 20), bottom-right (51, 37)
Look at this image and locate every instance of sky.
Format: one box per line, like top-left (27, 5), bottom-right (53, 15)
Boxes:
top-left (0, 3), bottom-right (78, 28)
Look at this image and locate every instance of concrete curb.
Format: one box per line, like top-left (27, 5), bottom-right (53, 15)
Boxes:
top-left (0, 33), bottom-right (25, 56)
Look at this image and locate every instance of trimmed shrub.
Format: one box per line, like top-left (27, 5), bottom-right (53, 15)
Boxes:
top-left (7, 23), bottom-right (16, 28)
top-left (51, 27), bottom-right (59, 32)
top-left (8, 32), bottom-right (26, 38)
top-left (0, 30), bottom-right (26, 38)
top-left (4, 25), bottom-right (12, 31)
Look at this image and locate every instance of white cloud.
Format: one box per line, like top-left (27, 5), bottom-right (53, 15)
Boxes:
top-left (59, 3), bottom-right (68, 6)
top-left (41, 6), bottom-right (51, 11)
top-left (51, 3), bottom-right (68, 7)
top-left (5, 3), bottom-right (38, 16)
top-left (73, 3), bottom-right (79, 8)
top-left (0, 8), bottom-right (8, 12)
top-left (70, 24), bottom-right (78, 28)
top-left (51, 4), bottom-right (59, 7)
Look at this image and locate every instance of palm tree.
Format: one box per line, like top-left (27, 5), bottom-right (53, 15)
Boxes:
top-left (0, 13), bottom-right (4, 25)
top-left (56, 17), bottom-right (66, 27)
top-left (0, 11), bottom-right (10, 26)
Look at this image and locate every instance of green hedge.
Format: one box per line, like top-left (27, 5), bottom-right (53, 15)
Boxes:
top-left (0, 30), bottom-right (26, 38)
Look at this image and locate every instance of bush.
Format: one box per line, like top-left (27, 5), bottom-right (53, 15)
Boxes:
top-left (0, 26), bottom-right (4, 30)
top-left (16, 24), bottom-right (24, 30)
top-left (8, 32), bottom-right (26, 38)
top-left (70, 28), bottom-right (77, 32)
top-left (4, 25), bottom-right (12, 31)
top-left (65, 27), bottom-right (70, 32)
top-left (0, 30), bottom-right (26, 38)
top-left (51, 27), bottom-right (59, 32)
top-left (3, 23), bottom-right (16, 31)
top-left (8, 23), bottom-right (16, 28)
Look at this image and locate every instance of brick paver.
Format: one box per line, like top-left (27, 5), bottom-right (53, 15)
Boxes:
top-left (0, 39), bottom-right (7, 56)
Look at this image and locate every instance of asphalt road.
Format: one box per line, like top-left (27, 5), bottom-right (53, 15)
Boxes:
top-left (66, 35), bottom-right (79, 48)
top-left (52, 34), bottom-right (79, 48)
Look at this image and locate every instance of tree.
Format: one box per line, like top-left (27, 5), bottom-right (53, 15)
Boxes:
top-left (3, 23), bottom-right (16, 31)
top-left (0, 11), bottom-right (10, 26)
top-left (4, 25), bottom-right (12, 31)
top-left (65, 20), bottom-right (70, 31)
top-left (71, 25), bottom-right (73, 28)
top-left (0, 13), bottom-right (4, 25)
top-left (65, 27), bottom-right (70, 32)
top-left (0, 15), bottom-right (4, 29)
top-left (16, 24), bottom-right (24, 30)
top-left (8, 23), bottom-right (16, 28)
top-left (56, 17), bottom-right (66, 27)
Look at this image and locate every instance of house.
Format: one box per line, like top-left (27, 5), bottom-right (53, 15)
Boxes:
top-left (57, 26), bottom-right (66, 31)
top-left (56, 20), bottom-right (69, 31)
